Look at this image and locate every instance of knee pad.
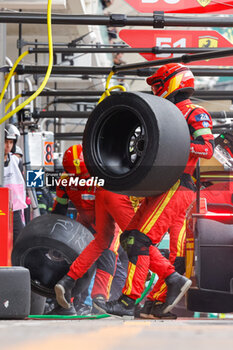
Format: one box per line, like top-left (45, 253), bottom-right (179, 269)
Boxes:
top-left (120, 230), bottom-right (130, 252)
top-left (120, 229), bottom-right (152, 259)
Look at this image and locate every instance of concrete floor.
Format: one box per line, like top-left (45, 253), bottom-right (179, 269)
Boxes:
top-left (1, 317), bottom-right (233, 350)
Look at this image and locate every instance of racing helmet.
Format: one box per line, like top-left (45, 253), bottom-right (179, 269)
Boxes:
top-left (4, 124), bottom-right (20, 153)
top-left (62, 144), bottom-right (89, 177)
top-left (146, 63), bottom-right (195, 99)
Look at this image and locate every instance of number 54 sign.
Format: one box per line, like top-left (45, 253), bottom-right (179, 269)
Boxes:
top-left (119, 29), bottom-right (233, 66)
top-left (124, 0), bottom-right (233, 14)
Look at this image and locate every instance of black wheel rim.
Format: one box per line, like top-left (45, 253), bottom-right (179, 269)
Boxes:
top-left (92, 105), bottom-right (148, 177)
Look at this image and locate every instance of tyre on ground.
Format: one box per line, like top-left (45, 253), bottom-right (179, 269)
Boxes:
top-left (11, 214), bottom-right (96, 298)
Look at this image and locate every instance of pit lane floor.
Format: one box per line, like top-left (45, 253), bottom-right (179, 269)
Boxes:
top-left (1, 317), bottom-right (233, 350)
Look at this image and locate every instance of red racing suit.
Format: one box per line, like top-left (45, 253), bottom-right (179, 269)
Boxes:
top-left (122, 99), bottom-right (215, 300)
top-left (65, 187), bottom-right (135, 299)
top-left (52, 173), bottom-right (96, 229)
top-left (52, 175), bottom-right (131, 299)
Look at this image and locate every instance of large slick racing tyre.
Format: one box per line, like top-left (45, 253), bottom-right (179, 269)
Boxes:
top-left (0, 267), bottom-right (30, 319)
top-left (83, 92), bottom-right (190, 196)
top-left (11, 214), bottom-right (96, 298)
top-left (30, 291), bottom-right (46, 315)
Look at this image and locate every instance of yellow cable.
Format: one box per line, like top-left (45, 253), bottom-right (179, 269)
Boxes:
top-left (109, 85), bottom-right (126, 92)
top-left (106, 71), bottom-right (115, 90)
top-left (98, 71), bottom-right (126, 104)
top-left (5, 94), bottom-right (22, 113)
top-left (0, 0), bottom-right (53, 125)
top-left (0, 50), bottom-right (28, 106)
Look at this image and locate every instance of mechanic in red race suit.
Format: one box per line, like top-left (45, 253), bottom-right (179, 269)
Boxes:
top-left (141, 164), bottom-right (233, 318)
top-left (53, 144), bottom-right (96, 230)
top-left (93, 63), bottom-right (215, 318)
top-left (139, 214), bottom-right (189, 319)
top-left (53, 146), bottom-right (136, 313)
top-left (52, 144), bottom-right (132, 314)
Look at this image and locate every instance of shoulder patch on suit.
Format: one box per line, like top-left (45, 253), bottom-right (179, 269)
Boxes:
top-left (195, 113), bottom-right (210, 122)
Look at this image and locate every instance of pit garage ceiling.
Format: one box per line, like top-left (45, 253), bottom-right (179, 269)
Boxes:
top-left (1, 0), bottom-right (91, 38)
top-left (2, 0), bottom-right (107, 89)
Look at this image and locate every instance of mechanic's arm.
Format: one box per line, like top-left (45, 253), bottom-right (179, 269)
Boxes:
top-left (51, 179), bottom-right (69, 216)
top-left (189, 111), bottom-right (215, 159)
top-left (190, 133), bottom-right (214, 159)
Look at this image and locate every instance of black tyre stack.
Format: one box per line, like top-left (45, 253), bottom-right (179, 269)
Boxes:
top-left (0, 267), bottom-right (30, 319)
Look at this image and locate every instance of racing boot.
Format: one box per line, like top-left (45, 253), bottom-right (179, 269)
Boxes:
top-left (45, 302), bottom-right (77, 316)
top-left (105, 294), bottom-right (135, 317)
top-left (92, 295), bottom-right (107, 314)
top-left (139, 299), bottom-right (154, 319)
top-left (149, 301), bottom-right (177, 319)
top-left (54, 275), bottom-right (76, 309)
top-left (75, 303), bottom-right (92, 316)
top-left (162, 272), bottom-right (192, 314)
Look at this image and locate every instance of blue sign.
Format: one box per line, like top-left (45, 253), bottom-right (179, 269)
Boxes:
top-left (26, 169), bottom-right (45, 187)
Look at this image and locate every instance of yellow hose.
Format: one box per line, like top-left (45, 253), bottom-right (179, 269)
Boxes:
top-left (0, 50), bottom-right (29, 106)
top-left (0, 0), bottom-right (53, 125)
top-left (98, 71), bottom-right (126, 104)
top-left (5, 94), bottom-right (21, 113)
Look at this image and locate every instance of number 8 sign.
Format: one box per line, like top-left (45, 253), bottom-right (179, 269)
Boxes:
top-left (44, 141), bottom-right (54, 166)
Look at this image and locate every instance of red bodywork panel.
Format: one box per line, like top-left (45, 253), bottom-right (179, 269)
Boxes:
top-left (123, 0), bottom-right (233, 14)
top-left (0, 188), bottom-right (13, 266)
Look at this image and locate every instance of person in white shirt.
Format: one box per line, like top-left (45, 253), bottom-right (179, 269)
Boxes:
top-left (3, 124), bottom-right (27, 244)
